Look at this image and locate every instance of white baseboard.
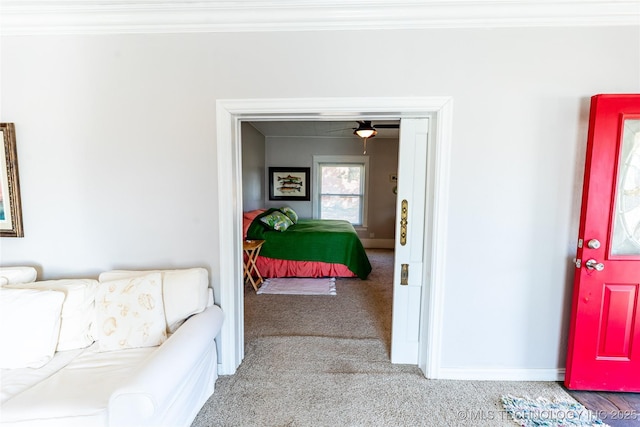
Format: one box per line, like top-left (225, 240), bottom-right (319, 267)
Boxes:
top-left (437, 367), bottom-right (565, 382)
top-left (218, 363), bottom-right (228, 376)
top-left (360, 238), bottom-right (395, 249)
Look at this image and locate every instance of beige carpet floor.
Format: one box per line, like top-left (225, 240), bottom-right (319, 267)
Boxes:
top-left (192, 249), bottom-right (575, 427)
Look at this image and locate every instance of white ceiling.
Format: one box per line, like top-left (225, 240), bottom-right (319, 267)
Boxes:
top-left (2, 0), bottom-right (638, 35)
top-left (249, 120), bottom-right (400, 140)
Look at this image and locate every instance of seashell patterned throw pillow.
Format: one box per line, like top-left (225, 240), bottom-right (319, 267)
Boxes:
top-left (95, 272), bottom-right (167, 352)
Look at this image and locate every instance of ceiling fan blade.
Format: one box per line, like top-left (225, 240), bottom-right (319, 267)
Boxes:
top-left (372, 124), bottom-right (400, 129)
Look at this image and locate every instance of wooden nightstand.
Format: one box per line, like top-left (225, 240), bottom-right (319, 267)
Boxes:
top-left (243, 239), bottom-right (265, 291)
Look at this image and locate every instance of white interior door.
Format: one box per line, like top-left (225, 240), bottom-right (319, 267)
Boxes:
top-left (391, 118), bottom-right (429, 364)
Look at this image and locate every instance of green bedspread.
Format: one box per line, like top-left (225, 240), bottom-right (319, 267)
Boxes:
top-left (246, 210), bottom-right (372, 279)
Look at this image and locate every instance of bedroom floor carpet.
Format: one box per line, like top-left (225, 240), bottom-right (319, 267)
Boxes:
top-left (191, 249), bottom-right (578, 427)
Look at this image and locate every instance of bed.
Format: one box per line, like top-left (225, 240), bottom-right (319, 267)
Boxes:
top-left (244, 208), bottom-right (372, 279)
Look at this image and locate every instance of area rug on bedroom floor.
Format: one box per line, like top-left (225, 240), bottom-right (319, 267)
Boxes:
top-left (501, 395), bottom-right (609, 427)
top-left (256, 277), bottom-right (336, 295)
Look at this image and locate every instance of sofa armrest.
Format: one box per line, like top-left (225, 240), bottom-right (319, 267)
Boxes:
top-left (108, 305), bottom-right (224, 427)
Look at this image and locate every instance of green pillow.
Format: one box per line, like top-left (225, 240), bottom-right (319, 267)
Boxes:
top-left (260, 210), bottom-right (294, 231)
top-left (279, 206), bottom-right (298, 224)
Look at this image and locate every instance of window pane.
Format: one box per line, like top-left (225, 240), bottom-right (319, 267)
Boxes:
top-left (321, 195), bottom-right (361, 224)
top-left (611, 118), bottom-right (640, 256)
top-left (321, 166), bottom-right (362, 195)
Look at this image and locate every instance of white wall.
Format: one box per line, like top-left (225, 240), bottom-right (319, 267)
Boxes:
top-left (1, 26), bottom-right (638, 375)
top-left (368, 136), bottom-right (399, 240)
top-left (241, 122), bottom-right (265, 212)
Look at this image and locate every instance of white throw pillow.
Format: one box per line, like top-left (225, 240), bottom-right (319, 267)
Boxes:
top-left (98, 268), bottom-right (209, 333)
top-left (0, 267), bottom-right (37, 285)
top-left (6, 279), bottom-right (98, 351)
top-left (95, 272), bottom-right (167, 352)
top-left (0, 288), bottom-right (65, 369)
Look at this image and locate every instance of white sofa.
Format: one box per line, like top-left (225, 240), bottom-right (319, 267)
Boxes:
top-left (0, 267), bottom-right (224, 427)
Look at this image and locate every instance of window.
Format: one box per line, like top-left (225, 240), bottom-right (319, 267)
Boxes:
top-left (313, 156), bottom-right (369, 226)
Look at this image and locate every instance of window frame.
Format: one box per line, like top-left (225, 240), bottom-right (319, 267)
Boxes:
top-left (312, 155), bottom-right (370, 228)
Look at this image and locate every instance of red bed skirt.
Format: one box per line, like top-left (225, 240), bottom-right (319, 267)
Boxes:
top-left (256, 255), bottom-right (356, 278)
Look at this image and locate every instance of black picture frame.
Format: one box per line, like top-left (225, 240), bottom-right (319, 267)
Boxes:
top-left (268, 167), bottom-right (310, 201)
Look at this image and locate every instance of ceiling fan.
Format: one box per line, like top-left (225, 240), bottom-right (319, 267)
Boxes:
top-left (352, 120), bottom-right (399, 138)
top-left (352, 120), bottom-right (400, 153)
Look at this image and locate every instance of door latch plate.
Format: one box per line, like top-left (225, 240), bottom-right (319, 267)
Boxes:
top-left (400, 264), bottom-right (409, 285)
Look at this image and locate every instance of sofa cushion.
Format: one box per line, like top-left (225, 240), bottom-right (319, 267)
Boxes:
top-left (0, 344), bottom-right (156, 425)
top-left (95, 273), bottom-right (167, 352)
top-left (98, 268), bottom-right (209, 333)
top-left (5, 279), bottom-right (98, 351)
top-left (0, 288), bottom-right (65, 369)
top-left (1, 347), bottom-right (85, 405)
top-left (0, 266), bottom-right (37, 284)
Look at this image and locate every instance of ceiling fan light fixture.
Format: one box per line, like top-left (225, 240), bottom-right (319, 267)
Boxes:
top-left (354, 121), bottom-right (377, 139)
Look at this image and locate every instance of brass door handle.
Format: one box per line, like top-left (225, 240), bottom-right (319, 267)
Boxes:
top-left (400, 199), bottom-right (408, 246)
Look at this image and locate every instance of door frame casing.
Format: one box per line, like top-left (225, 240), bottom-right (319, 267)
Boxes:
top-left (215, 97), bottom-right (453, 376)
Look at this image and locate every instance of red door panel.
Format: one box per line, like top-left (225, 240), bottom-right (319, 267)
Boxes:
top-left (565, 94), bottom-right (640, 392)
top-left (598, 283), bottom-right (637, 358)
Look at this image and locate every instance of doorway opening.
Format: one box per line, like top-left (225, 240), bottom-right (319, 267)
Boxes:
top-left (240, 119), bottom-right (400, 357)
top-left (215, 97), bottom-right (453, 377)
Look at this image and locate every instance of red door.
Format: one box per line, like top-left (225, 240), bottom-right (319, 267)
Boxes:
top-left (565, 94), bottom-right (640, 392)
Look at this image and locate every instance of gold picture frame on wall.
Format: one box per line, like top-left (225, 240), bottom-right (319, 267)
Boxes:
top-left (1, 123), bottom-right (24, 237)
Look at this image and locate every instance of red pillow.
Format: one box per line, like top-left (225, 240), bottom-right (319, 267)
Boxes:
top-left (243, 209), bottom-right (266, 239)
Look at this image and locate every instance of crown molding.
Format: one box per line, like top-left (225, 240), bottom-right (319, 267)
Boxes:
top-left (1, 0), bottom-right (639, 36)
